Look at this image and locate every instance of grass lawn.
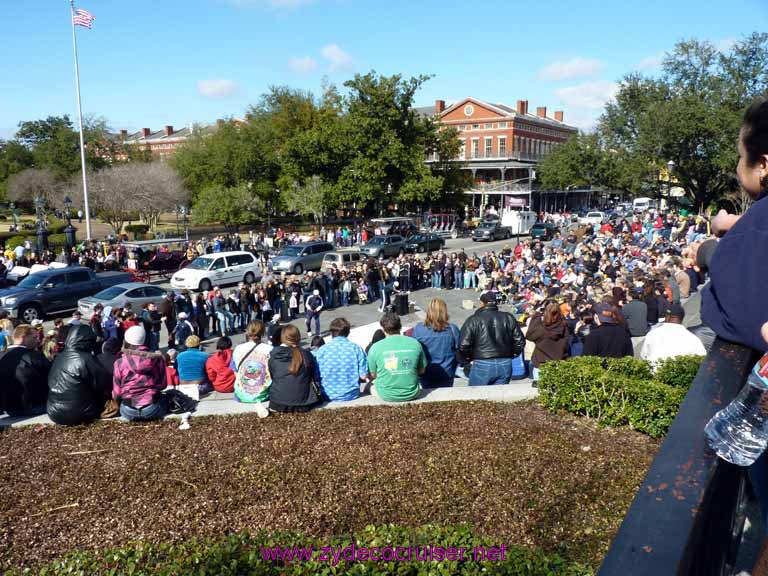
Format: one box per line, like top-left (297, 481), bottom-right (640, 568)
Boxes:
top-left (0, 401), bottom-right (658, 571)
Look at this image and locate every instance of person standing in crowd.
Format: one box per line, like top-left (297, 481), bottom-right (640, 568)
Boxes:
top-left (411, 298), bottom-right (461, 388)
top-left (640, 303), bottom-right (705, 363)
top-left (205, 336), bottom-right (236, 393)
top-left (583, 302), bottom-right (634, 358)
top-left (305, 289), bottom-right (324, 337)
top-left (268, 324), bottom-right (321, 413)
top-left (47, 325), bottom-right (112, 426)
top-left (367, 312), bottom-right (426, 402)
top-left (621, 287), bottom-right (649, 354)
top-left (525, 301), bottom-right (569, 385)
top-left (0, 324), bottom-right (51, 417)
top-left (314, 317), bottom-right (368, 401)
top-left (141, 302), bottom-right (162, 352)
top-left (112, 325), bottom-right (168, 422)
top-left (213, 287), bottom-right (234, 336)
top-left (459, 292), bottom-right (526, 386)
top-left (159, 291), bottom-right (177, 348)
top-left (176, 335), bottom-right (212, 396)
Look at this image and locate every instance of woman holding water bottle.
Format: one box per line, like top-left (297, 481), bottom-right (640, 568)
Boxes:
top-left (687, 95), bottom-right (768, 573)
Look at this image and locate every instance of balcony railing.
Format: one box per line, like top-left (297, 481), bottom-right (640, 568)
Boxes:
top-left (426, 151), bottom-right (549, 162)
top-left (598, 338), bottom-right (759, 576)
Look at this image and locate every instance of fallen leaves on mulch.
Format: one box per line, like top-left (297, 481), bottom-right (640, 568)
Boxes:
top-left (0, 401), bottom-right (659, 570)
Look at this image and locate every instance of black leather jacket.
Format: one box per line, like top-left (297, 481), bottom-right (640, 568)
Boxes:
top-left (459, 304), bottom-right (526, 361)
top-left (47, 325), bottom-right (111, 426)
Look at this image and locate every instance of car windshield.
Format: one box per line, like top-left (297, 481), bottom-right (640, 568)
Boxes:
top-left (532, 224), bottom-right (546, 230)
top-left (93, 286), bottom-right (127, 300)
top-left (367, 237), bottom-right (385, 245)
top-left (17, 274), bottom-right (47, 288)
top-left (410, 235), bottom-right (424, 241)
top-left (186, 257), bottom-right (214, 270)
top-left (479, 223), bottom-right (495, 229)
top-left (279, 246), bottom-right (303, 257)
top-left (587, 213), bottom-right (602, 218)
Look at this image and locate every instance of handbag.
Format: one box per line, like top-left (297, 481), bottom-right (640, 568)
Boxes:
top-left (164, 389), bottom-right (198, 414)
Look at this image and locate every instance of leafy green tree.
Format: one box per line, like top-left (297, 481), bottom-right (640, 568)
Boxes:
top-left (281, 175), bottom-right (332, 223)
top-left (0, 140), bottom-right (34, 200)
top-left (600, 33), bottom-right (768, 211)
top-left (192, 183), bottom-right (265, 228)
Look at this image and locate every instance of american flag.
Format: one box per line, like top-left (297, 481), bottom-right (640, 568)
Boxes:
top-left (73, 7), bottom-right (95, 29)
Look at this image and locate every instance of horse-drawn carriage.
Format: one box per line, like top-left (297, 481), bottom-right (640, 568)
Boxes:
top-left (123, 238), bottom-right (190, 283)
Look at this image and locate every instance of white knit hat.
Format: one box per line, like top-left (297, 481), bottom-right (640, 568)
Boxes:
top-left (124, 325), bottom-right (146, 347)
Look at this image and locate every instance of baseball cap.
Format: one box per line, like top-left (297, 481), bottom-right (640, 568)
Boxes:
top-left (666, 302), bottom-right (685, 319)
top-left (480, 292), bottom-right (497, 304)
top-left (594, 302), bottom-right (617, 324)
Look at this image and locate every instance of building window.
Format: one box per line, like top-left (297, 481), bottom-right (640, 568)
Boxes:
top-left (484, 137), bottom-right (492, 157)
top-left (458, 139), bottom-right (466, 160)
top-left (472, 124), bottom-right (479, 130)
top-left (498, 136), bottom-right (507, 157)
top-left (499, 121), bottom-right (507, 128)
top-left (471, 138), bottom-right (480, 158)
top-left (484, 123), bottom-right (492, 129)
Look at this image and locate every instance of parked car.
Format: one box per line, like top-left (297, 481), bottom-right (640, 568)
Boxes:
top-left (321, 249), bottom-right (363, 272)
top-left (268, 241), bottom-right (334, 275)
top-left (405, 233), bottom-right (445, 253)
top-left (472, 221), bottom-right (510, 242)
top-left (358, 235), bottom-right (407, 259)
top-left (0, 267), bottom-right (133, 323)
top-left (579, 211), bottom-right (606, 226)
top-left (78, 283), bottom-right (170, 318)
top-left (171, 251), bottom-right (262, 292)
top-left (530, 222), bottom-right (559, 241)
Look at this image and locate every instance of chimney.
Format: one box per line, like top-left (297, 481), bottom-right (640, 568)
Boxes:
top-left (119, 129), bottom-right (127, 140)
top-left (164, 125), bottom-right (174, 137)
top-left (554, 110), bottom-right (564, 122)
top-left (216, 119), bottom-right (225, 128)
top-left (536, 106), bottom-right (547, 118)
top-left (516, 100), bottom-right (529, 115)
top-left (141, 128), bottom-right (151, 138)
top-left (434, 99), bottom-right (446, 115)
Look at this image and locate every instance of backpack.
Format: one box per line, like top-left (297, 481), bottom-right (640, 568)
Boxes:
top-left (234, 344), bottom-right (271, 403)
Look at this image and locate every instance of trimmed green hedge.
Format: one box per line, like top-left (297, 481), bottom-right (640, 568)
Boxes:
top-left (538, 355), bottom-right (703, 438)
top-left (15, 525), bottom-right (591, 576)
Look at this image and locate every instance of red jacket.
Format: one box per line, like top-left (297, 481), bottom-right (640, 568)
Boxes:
top-left (205, 349), bottom-right (235, 393)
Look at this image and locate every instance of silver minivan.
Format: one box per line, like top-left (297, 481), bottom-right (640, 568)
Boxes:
top-left (321, 250), bottom-right (362, 272)
top-left (269, 241), bottom-right (335, 274)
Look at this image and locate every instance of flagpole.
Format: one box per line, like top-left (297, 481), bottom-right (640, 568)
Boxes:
top-left (70, 0), bottom-right (92, 240)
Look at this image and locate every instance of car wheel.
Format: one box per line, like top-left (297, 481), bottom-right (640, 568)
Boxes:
top-left (418, 245), bottom-right (426, 253)
top-left (199, 278), bottom-right (212, 292)
top-left (20, 304), bottom-right (42, 323)
top-left (244, 272), bottom-right (255, 284)
top-left (293, 264), bottom-right (303, 275)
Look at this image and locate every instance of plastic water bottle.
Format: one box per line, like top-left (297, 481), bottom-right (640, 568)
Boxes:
top-left (705, 352), bottom-right (768, 467)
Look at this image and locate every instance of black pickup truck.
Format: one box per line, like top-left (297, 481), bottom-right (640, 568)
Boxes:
top-left (0, 266), bottom-right (133, 323)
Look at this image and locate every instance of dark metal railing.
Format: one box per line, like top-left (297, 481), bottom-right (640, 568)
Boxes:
top-left (598, 338), bottom-right (759, 576)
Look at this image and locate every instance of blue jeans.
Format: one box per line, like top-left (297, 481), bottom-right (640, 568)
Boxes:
top-left (306, 312), bottom-right (320, 334)
top-left (341, 290), bottom-right (350, 306)
top-left (432, 272), bottom-right (441, 288)
top-left (469, 358), bottom-right (514, 386)
top-left (216, 310), bottom-right (234, 334)
top-left (465, 271), bottom-right (476, 288)
top-left (454, 270), bottom-right (463, 289)
top-left (148, 331), bottom-right (160, 352)
top-left (120, 400), bottom-right (167, 422)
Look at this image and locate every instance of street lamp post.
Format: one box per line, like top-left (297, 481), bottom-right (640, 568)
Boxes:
top-left (34, 195), bottom-right (49, 256)
top-left (666, 160), bottom-right (676, 210)
top-left (181, 206), bottom-right (189, 241)
top-left (63, 195), bottom-right (76, 249)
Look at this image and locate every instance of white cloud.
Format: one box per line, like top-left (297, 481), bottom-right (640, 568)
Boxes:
top-left (196, 79), bottom-right (238, 100)
top-left (289, 56), bottom-right (318, 74)
top-left (638, 52), bottom-right (664, 70)
top-left (538, 57), bottom-right (604, 81)
top-left (321, 43), bottom-right (353, 72)
top-left (555, 80), bottom-right (618, 110)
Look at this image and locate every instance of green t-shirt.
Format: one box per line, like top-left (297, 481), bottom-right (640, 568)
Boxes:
top-left (368, 335), bottom-right (426, 402)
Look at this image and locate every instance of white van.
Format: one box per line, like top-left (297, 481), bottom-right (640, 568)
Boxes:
top-left (171, 251), bottom-right (262, 292)
top-left (633, 197), bottom-right (653, 213)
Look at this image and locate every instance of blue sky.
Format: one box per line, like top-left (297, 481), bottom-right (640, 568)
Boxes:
top-left (1, 0), bottom-right (766, 139)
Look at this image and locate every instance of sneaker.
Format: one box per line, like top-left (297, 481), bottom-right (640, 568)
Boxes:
top-left (307, 332), bottom-right (312, 337)
top-left (255, 404), bottom-right (269, 418)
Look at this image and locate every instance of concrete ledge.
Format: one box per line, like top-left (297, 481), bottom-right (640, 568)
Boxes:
top-left (0, 382), bottom-right (537, 428)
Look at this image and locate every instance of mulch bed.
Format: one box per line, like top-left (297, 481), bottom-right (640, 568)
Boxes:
top-left (0, 401), bottom-right (659, 570)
